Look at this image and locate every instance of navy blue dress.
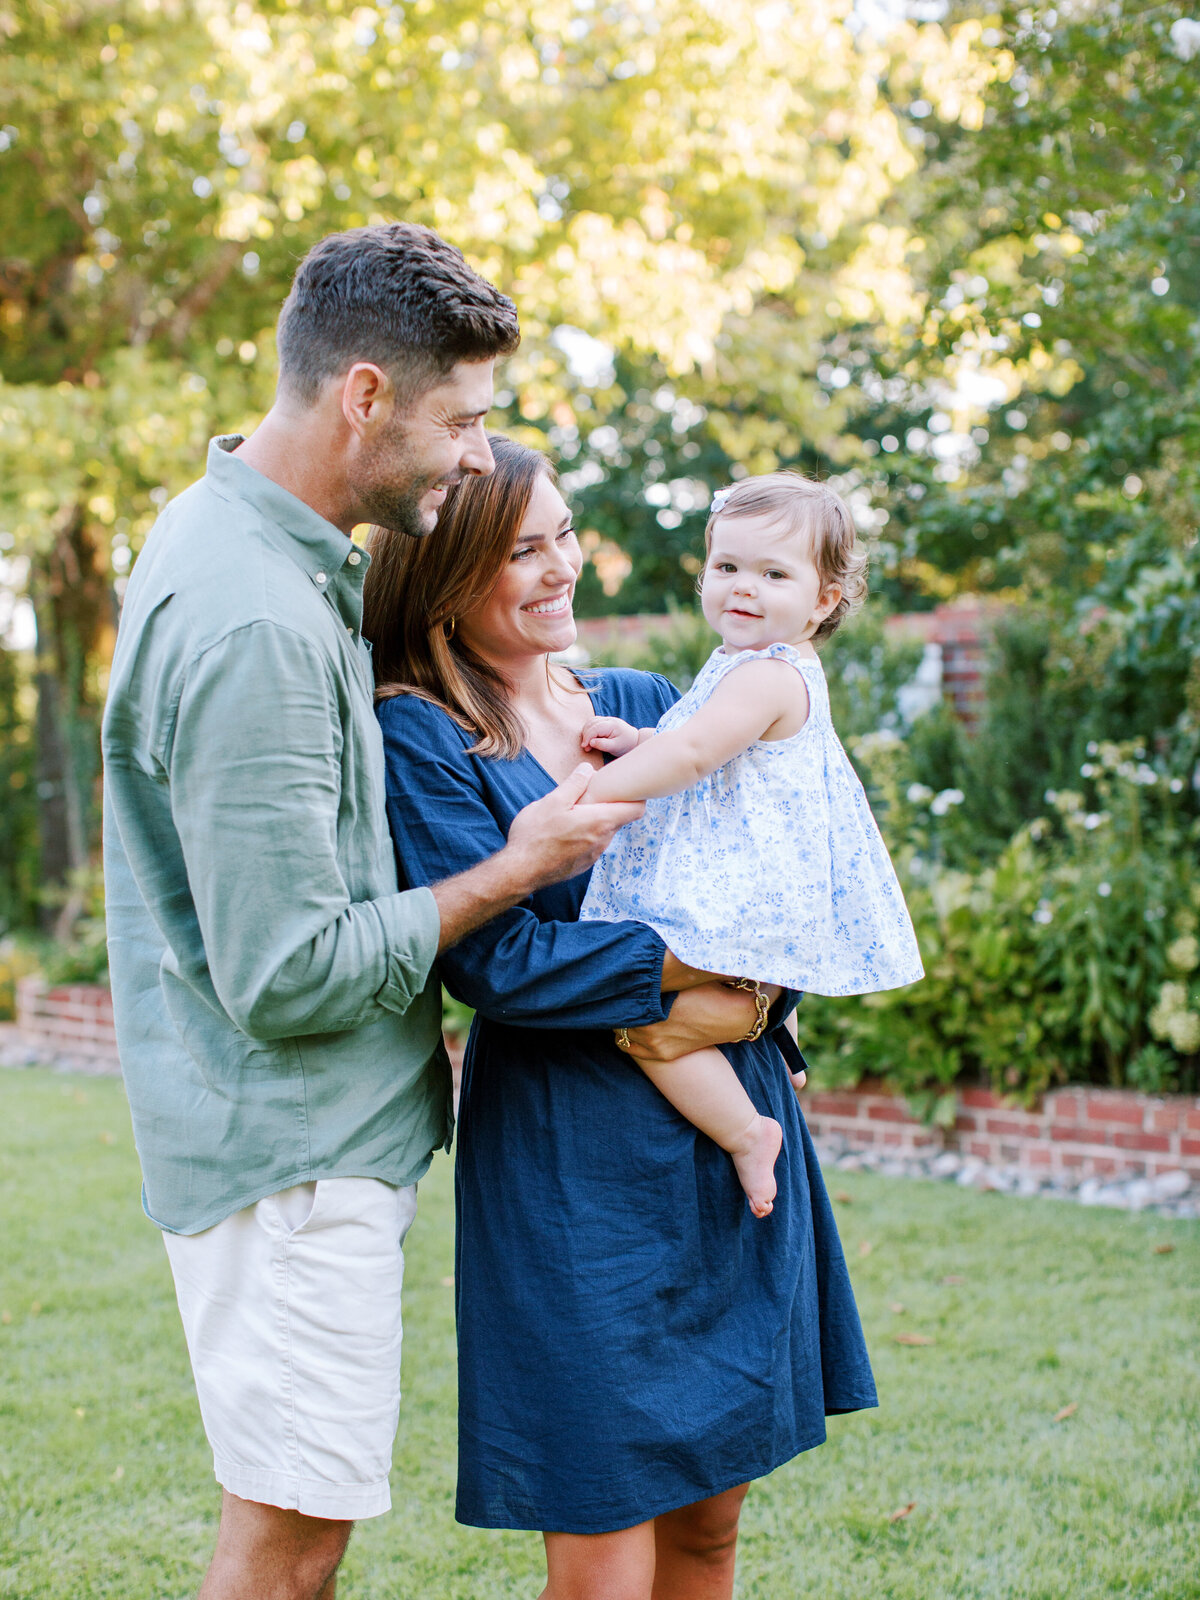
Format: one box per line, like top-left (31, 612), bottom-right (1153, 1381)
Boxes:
top-left (378, 668), bottom-right (877, 1535)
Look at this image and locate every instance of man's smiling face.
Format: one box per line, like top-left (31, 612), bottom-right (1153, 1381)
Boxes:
top-left (350, 358), bottom-right (497, 538)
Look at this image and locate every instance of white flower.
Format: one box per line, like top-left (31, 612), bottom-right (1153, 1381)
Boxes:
top-left (1135, 764), bottom-right (1158, 786)
top-left (1028, 818), bottom-right (1048, 841)
top-left (1044, 789), bottom-right (1058, 804)
top-left (1086, 740), bottom-right (1099, 756)
top-left (1167, 935), bottom-right (1200, 973)
top-left (1170, 17), bottom-right (1200, 60)
top-left (1080, 763), bottom-right (1096, 778)
top-left (1083, 812), bottom-right (1105, 830)
top-left (907, 783), bottom-right (934, 804)
top-left (1033, 901), bottom-right (1054, 925)
top-left (930, 788), bottom-right (964, 816)
top-left (1097, 881), bottom-right (1112, 897)
top-left (855, 728), bottom-right (903, 755)
top-left (1166, 1010), bottom-right (1200, 1054)
top-left (1170, 777), bottom-right (1185, 794)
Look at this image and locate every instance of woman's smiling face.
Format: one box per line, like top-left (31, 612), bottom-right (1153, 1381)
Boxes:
top-left (456, 472), bottom-right (583, 667)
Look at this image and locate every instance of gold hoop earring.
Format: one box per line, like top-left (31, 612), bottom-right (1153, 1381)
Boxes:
top-left (443, 616), bottom-right (456, 640)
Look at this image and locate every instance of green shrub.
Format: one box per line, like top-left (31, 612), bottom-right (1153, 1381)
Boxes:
top-left (803, 738), bottom-right (1200, 1103)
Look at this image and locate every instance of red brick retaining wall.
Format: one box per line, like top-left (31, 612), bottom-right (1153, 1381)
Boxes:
top-left (804, 1082), bottom-right (1200, 1182)
top-left (15, 977), bottom-right (119, 1061)
top-left (14, 984), bottom-right (1195, 1184)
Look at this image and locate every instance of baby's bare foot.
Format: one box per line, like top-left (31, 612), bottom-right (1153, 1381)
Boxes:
top-left (730, 1115), bottom-right (783, 1217)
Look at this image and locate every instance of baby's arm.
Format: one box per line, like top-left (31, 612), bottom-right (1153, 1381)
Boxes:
top-left (584, 658), bottom-right (809, 804)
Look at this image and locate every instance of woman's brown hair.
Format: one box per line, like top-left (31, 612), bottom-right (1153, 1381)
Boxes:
top-left (362, 432), bottom-right (556, 758)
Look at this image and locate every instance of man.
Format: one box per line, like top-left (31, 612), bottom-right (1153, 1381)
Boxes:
top-left (102, 223), bottom-right (644, 1599)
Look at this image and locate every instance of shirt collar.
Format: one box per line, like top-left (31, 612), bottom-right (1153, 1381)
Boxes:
top-left (205, 435), bottom-right (370, 629)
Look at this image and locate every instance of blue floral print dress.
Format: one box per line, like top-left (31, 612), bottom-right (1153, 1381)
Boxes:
top-left (581, 643), bottom-right (924, 995)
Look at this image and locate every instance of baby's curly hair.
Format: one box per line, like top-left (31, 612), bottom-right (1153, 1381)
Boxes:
top-left (703, 471), bottom-right (868, 641)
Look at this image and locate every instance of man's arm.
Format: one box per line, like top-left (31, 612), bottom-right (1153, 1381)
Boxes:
top-left (432, 764), bottom-right (644, 951)
top-left (170, 627), bottom-right (641, 1039)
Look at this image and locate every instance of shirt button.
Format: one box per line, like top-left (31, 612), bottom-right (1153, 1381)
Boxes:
top-left (347, 551), bottom-right (362, 566)
top-left (347, 625), bottom-right (354, 634)
top-left (315, 571), bottom-right (327, 584)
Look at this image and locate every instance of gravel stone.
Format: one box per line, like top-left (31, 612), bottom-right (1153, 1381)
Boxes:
top-left (812, 1132), bottom-right (1199, 1220)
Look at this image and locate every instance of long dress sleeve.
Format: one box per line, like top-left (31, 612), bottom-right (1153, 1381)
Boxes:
top-left (377, 691), bottom-right (673, 1032)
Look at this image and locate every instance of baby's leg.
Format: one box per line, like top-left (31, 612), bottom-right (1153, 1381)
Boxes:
top-left (629, 1044), bottom-right (782, 1217)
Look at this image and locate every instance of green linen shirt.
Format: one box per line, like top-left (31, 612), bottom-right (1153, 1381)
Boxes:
top-left (102, 435), bottom-right (450, 1234)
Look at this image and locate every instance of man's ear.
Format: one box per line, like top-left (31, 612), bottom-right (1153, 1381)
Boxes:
top-left (340, 362), bottom-right (393, 440)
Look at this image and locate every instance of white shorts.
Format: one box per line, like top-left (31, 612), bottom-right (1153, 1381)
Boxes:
top-left (162, 1176), bottom-right (417, 1521)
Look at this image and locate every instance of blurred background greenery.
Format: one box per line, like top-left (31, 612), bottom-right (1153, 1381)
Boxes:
top-left (1, 0), bottom-right (1197, 1100)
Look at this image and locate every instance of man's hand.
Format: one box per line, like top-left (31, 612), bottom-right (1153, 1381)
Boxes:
top-left (432, 765), bottom-right (643, 951)
top-left (581, 715), bottom-right (643, 758)
top-left (506, 764), bottom-right (644, 890)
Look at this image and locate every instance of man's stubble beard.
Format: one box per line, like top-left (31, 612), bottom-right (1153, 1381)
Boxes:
top-left (351, 417), bottom-right (445, 540)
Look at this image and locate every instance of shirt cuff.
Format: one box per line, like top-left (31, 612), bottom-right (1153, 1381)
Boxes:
top-left (374, 886), bottom-right (442, 1014)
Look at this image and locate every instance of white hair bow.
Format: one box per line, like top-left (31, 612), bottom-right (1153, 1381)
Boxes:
top-left (710, 486), bottom-right (732, 514)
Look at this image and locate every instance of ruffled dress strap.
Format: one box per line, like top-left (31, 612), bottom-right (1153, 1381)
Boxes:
top-left (691, 642), bottom-right (829, 725)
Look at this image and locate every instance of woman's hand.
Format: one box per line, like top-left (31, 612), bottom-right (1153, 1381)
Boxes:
top-left (581, 716), bottom-right (642, 758)
top-left (622, 982), bottom-right (781, 1064)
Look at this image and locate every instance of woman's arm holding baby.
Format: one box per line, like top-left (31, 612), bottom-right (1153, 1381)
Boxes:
top-left (583, 658), bottom-right (809, 804)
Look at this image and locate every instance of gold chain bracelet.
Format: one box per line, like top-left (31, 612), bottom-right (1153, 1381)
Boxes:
top-left (615, 979), bottom-right (769, 1054)
top-left (729, 978), bottom-right (770, 1043)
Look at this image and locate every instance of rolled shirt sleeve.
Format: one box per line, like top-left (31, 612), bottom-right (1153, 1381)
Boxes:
top-left (170, 621), bottom-right (440, 1040)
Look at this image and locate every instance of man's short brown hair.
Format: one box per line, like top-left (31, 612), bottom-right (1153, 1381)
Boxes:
top-left (277, 223), bottom-right (520, 408)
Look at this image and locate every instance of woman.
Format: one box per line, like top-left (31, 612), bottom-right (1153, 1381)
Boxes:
top-left (363, 436), bottom-right (876, 1599)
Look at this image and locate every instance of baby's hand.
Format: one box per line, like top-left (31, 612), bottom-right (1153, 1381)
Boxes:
top-left (581, 716), bottom-right (642, 757)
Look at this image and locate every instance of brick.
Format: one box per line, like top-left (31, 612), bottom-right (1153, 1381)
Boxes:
top-left (1060, 1151), bottom-right (1087, 1168)
top-left (967, 1139), bottom-right (992, 1160)
top-left (1024, 1148), bottom-right (1053, 1169)
top-left (1178, 1138), bottom-right (1200, 1160)
top-left (959, 1088), bottom-right (1003, 1110)
top-left (866, 1102), bottom-right (912, 1124)
top-left (1184, 1110), bottom-right (1200, 1135)
top-left (805, 1093), bottom-right (867, 1119)
top-left (985, 1116), bottom-right (1044, 1139)
top-left (1081, 1156), bottom-right (1125, 1177)
top-left (1147, 1106), bottom-right (1184, 1135)
top-left (1050, 1123), bottom-right (1091, 1143)
top-left (1085, 1097), bottom-right (1145, 1128)
top-left (953, 1113), bottom-right (978, 1133)
top-left (1111, 1132), bottom-right (1171, 1154)
top-left (1046, 1091), bottom-right (1085, 1122)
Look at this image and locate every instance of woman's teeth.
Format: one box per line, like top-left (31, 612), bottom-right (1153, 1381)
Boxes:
top-left (524, 594), bottom-right (570, 616)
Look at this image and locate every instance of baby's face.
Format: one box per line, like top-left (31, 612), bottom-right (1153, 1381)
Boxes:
top-left (701, 515), bottom-right (840, 652)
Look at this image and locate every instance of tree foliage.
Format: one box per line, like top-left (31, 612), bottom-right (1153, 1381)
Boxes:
top-left (0, 0), bottom-right (974, 913)
top-left (1, 0), bottom-right (1197, 943)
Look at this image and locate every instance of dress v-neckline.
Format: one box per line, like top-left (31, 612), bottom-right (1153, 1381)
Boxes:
top-left (519, 670), bottom-right (601, 788)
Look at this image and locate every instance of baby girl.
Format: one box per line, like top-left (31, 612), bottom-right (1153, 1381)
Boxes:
top-left (579, 472), bottom-right (923, 1215)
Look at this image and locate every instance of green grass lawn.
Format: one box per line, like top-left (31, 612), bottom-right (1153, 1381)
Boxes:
top-left (1, 1069), bottom-right (1197, 1600)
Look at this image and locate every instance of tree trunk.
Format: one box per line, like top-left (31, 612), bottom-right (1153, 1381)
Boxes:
top-left (27, 507), bottom-right (112, 939)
